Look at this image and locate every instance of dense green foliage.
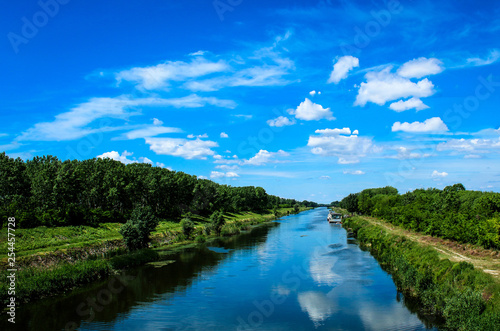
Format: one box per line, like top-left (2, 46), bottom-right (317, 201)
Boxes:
top-left (210, 210), bottom-right (225, 236)
top-left (344, 217), bottom-right (500, 330)
top-left (180, 217), bottom-right (195, 239)
top-left (340, 184), bottom-right (500, 249)
top-left (0, 153), bottom-right (314, 228)
top-left (119, 206), bottom-right (159, 250)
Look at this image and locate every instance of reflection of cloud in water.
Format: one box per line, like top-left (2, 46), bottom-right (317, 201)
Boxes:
top-left (309, 255), bottom-right (343, 287)
top-left (358, 300), bottom-right (426, 331)
top-left (297, 291), bottom-right (335, 326)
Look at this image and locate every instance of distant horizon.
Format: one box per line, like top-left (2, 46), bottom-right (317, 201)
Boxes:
top-left (2, 0), bottom-right (499, 204)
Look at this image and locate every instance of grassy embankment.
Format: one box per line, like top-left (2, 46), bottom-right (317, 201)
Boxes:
top-left (0, 207), bottom-right (309, 304)
top-left (342, 214), bottom-right (500, 330)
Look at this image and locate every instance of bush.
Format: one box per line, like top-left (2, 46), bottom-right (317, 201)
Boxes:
top-left (119, 206), bottom-right (159, 251)
top-left (180, 218), bottom-right (195, 239)
top-left (210, 210), bottom-right (225, 236)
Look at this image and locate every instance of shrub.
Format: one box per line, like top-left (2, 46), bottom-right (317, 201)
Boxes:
top-left (180, 218), bottom-right (195, 239)
top-left (210, 210), bottom-right (225, 236)
top-left (119, 206), bottom-right (159, 251)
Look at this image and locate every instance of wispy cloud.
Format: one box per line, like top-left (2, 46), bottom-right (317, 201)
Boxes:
top-left (18, 95), bottom-right (235, 142)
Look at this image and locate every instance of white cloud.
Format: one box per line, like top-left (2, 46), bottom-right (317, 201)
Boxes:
top-left (389, 97), bottom-right (429, 112)
top-left (319, 176), bottom-right (330, 180)
top-left (289, 98), bottom-right (335, 121)
top-left (392, 117), bottom-right (448, 133)
top-left (308, 128), bottom-right (373, 164)
top-left (343, 170), bottom-right (365, 175)
top-left (215, 164), bottom-right (239, 171)
top-left (116, 57), bottom-right (229, 90)
top-left (18, 95), bottom-right (235, 141)
top-left (145, 137), bottom-right (218, 160)
top-left (309, 90), bottom-right (317, 96)
top-left (124, 126), bottom-right (182, 139)
top-left (97, 150), bottom-right (156, 165)
top-left (242, 149), bottom-right (289, 166)
top-left (397, 57), bottom-right (444, 79)
top-left (220, 132), bottom-right (229, 138)
top-left (431, 170), bottom-right (448, 178)
top-left (354, 67), bottom-right (435, 107)
top-left (210, 171), bottom-right (239, 179)
top-left (466, 49), bottom-right (500, 67)
top-left (392, 146), bottom-right (431, 160)
top-left (464, 154), bottom-right (481, 159)
top-left (437, 137), bottom-right (500, 153)
top-left (153, 118), bottom-right (163, 126)
top-left (267, 116), bottom-right (296, 127)
top-left (187, 133), bottom-right (208, 139)
top-left (314, 127), bottom-right (351, 136)
top-left (327, 55), bottom-right (359, 84)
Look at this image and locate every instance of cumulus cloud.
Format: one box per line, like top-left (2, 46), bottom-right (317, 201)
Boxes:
top-left (314, 127), bottom-right (351, 136)
top-left (327, 55), bottom-right (359, 84)
top-left (267, 116), bottom-right (296, 127)
top-left (397, 57), bottom-right (444, 79)
top-left (220, 132), bottom-right (229, 138)
top-left (355, 67), bottom-right (435, 107)
top-left (392, 117), bottom-right (448, 133)
top-left (97, 150), bottom-right (159, 165)
top-left (242, 149), bottom-right (289, 166)
top-left (389, 97), bottom-right (429, 112)
top-left (343, 170), bottom-right (365, 175)
top-left (210, 171), bottom-right (239, 179)
top-left (153, 118), bottom-right (163, 126)
top-left (289, 98), bottom-right (335, 121)
top-left (145, 137), bottom-right (218, 159)
top-left (307, 128), bottom-right (373, 164)
top-left (431, 170), bottom-right (448, 178)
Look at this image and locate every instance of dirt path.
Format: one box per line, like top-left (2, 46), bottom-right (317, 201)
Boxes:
top-left (358, 215), bottom-right (500, 279)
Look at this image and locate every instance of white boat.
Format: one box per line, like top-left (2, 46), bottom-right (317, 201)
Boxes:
top-left (327, 211), bottom-right (342, 224)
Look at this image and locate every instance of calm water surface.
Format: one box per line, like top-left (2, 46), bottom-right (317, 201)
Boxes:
top-left (8, 208), bottom-right (438, 330)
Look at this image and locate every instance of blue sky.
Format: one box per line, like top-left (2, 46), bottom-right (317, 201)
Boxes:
top-left (2, 0), bottom-right (500, 203)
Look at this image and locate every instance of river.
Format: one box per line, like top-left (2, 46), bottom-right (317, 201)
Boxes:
top-left (8, 208), bottom-right (438, 330)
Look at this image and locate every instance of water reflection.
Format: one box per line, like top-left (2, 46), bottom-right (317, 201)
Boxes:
top-left (3, 209), bottom-right (439, 331)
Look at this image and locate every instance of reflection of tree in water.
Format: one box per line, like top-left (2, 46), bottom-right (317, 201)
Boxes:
top-left (10, 223), bottom-right (279, 331)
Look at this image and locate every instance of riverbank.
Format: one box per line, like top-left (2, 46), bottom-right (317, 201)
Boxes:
top-left (343, 215), bottom-right (500, 330)
top-left (0, 207), bottom-right (310, 304)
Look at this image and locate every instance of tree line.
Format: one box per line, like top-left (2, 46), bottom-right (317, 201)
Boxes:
top-left (0, 153), bottom-right (319, 228)
top-left (339, 184), bottom-right (500, 249)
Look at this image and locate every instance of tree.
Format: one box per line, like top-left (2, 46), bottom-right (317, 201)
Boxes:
top-left (341, 193), bottom-right (359, 213)
top-left (294, 204), bottom-right (300, 213)
top-left (210, 210), bottom-right (225, 236)
top-left (119, 206), bottom-right (158, 250)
